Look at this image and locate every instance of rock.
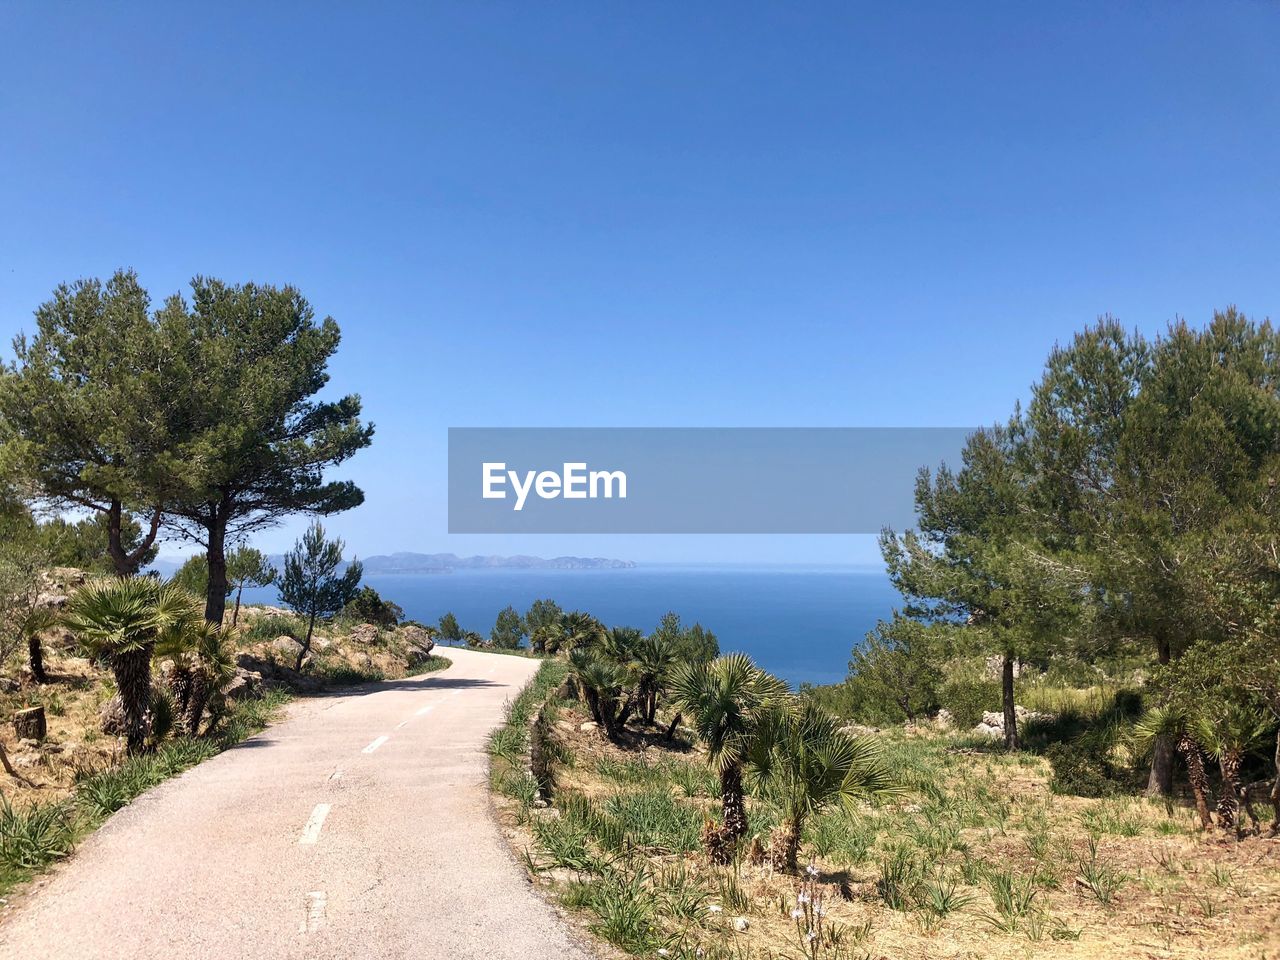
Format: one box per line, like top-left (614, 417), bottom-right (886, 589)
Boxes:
top-left (222, 668), bottom-right (263, 703)
top-left (400, 625), bottom-right (436, 655)
top-left (579, 721), bottom-right (598, 732)
top-left (13, 706), bottom-right (46, 741)
top-left (554, 720), bottom-right (575, 732)
top-left (0, 677), bottom-right (18, 694)
top-left (934, 708), bottom-right (954, 729)
top-left (271, 636), bottom-right (300, 659)
top-left (733, 917), bottom-right (750, 933)
top-left (972, 707), bottom-right (1051, 738)
top-left (35, 592), bottom-right (70, 610)
top-left (838, 723), bottom-right (880, 737)
top-left (99, 695), bottom-right (126, 735)
top-left (347, 624), bottom-right (380, 645)
top-left (405, 646), bottom-right (436, 668)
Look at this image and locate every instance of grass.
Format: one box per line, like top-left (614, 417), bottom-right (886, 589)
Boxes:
top-left (406, 654), bottom-right (452, 676)
top-left (489, 686), bottom-right (1280, 960)
top-left (0, 688), bottom-right (291, 896)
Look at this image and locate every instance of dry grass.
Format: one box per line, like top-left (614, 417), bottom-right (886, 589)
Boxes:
top-left (0, 605), bottom-right (442, 806)
top-left (492, 684), bottom-right (1280, 960)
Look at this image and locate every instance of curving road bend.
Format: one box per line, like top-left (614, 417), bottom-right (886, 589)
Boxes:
top-left (0, 648), bottom-right (595, 960)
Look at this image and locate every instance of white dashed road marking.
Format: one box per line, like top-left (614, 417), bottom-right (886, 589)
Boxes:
top-left (299, 804), bottom-right (331, 844)
top-left (300, 891), bottom-right (327, 932)
top-left (415, 704), bottom-right (435, 716)
top-left (362, 735), bottom-right (389, 754)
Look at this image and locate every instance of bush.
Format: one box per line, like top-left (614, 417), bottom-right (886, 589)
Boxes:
top-left (939, 676), bottom-right (1000, 729)
top-left (337, 586), bottom-right (403, 629)
top-left (1044, 742), bottom-right (1117, 798)
top-left (243, 612), bottom-right (304, 644)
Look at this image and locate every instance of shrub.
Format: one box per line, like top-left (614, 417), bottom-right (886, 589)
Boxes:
top-left (1044, 742), bottom-right (1117, 798)
top-left (939, 676), bottom-right (1000, 729)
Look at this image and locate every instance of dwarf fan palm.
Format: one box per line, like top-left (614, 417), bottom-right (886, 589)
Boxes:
top-left (1193, 703), bottom-right (1273, 835)
top-left (568, 648), bottom-right (629, 738)
top-left (1134, 706), bottom-right (1214, 829)
top-left (746, 701), bottom-right (900, 870)
top-left (155, 597), bottom-right (238, 736)
top-left (63, 578), bottom-right (191, 754)
top-left (630, 632), bottom-right (677, 725)
top-left (557, 611), bottom-right (605, 654)
top-left (668, 653), bottom-right (790, 862)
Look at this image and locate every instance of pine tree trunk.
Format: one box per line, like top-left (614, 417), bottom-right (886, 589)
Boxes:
top-left (112, 645), bottom-right (154, 755)
top-left (27, 634), bottom-right (47, 684)
top-left (295, 613), bottom-right (316, 672)
top-left (1001, 654), bottom-right (1019, 750)
top-left (1176, 733), bottom-right (1214, 829)
top-left (1147, 639), bottom-right (1175, 796)
top-left (204, 514), bottom-right (229, 625)
top-left (1269, 730), bottom-right (1280, 834)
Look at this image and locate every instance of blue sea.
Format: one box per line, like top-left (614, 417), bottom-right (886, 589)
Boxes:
top-left (245, 565), bottom-right (900, 687)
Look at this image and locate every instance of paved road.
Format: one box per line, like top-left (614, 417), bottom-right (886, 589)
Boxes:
top-left (0, 648), bottom-right (596, 960)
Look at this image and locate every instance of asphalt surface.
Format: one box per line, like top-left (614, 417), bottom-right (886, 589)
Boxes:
top-left (0, 648), bottom-right (596, 960)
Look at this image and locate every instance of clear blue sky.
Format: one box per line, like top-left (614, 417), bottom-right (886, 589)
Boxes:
top-left (2, 2), bottom-right (1277, 565)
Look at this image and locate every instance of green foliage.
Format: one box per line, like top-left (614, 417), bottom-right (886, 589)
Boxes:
top-left (1044, 742), bottom-right (1118, 798)
top-left (938, 675), bottom-right (1000, 729)
top-left (524, 598), bottom-right (563, 653)
top-left (156, 277), bottom-right (373, 621)
top-left (491, 604), bottom-right (526, 649)
top-left (226, 546), bottom-right (278, 625)
top-left (406, 654), bottom-right (451, 677)
top-left (0, 797), bottom-right (75, 879)
top-left (37, 513), bottom-right (158, 574)
top-left (437, 611), bottom-right (462, 643)
top-left (845, 614), bottom-right (945, 723)
top-left (170, 553), bottom-right (231, 600)
top-left (0, 270), bottom-right (177, 576)
top-left (278, 521), bottom-right (362, 667)
top-left (62, 578), bottom-right (202, 753)
top-left (652, 611), bottom-right (718, 664)
top-left (339, 585), bottom-right (402, 628)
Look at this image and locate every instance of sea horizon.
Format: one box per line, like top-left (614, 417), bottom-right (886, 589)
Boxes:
top-left (241, 562), bottom-right (898, 687)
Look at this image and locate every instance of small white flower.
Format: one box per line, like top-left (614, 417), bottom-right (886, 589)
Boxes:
top-left (708, 904), bottom-right (723, 914)
top-left (658, 951), bottom-right (669, 957)
top-left (806, 863), bottom-right (818, 876)
top-left (807, 930), bottom-right (817, 942)
top-left (797, 892), bottom-right (811, 904)
top-left (790, 908), bottom-right (804, 919)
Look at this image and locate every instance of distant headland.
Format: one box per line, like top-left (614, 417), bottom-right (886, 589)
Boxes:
top-left (358, 552), bottom-right (637, 573)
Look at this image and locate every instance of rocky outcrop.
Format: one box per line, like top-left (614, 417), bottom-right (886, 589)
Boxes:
top-left (221, 667), bottom-right (263, 703)
top-left (347, 623), bottom-right (380, 645)
top-left (971, 705), bottom-right (1052, 738)
top-left (400, 625), bottom-right (435, 655)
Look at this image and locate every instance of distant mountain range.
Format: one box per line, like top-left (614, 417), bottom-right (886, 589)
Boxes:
top-left (358, 552), bottom-right (636, 573)
top-left (150, 551), bottom-right (635, 576)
